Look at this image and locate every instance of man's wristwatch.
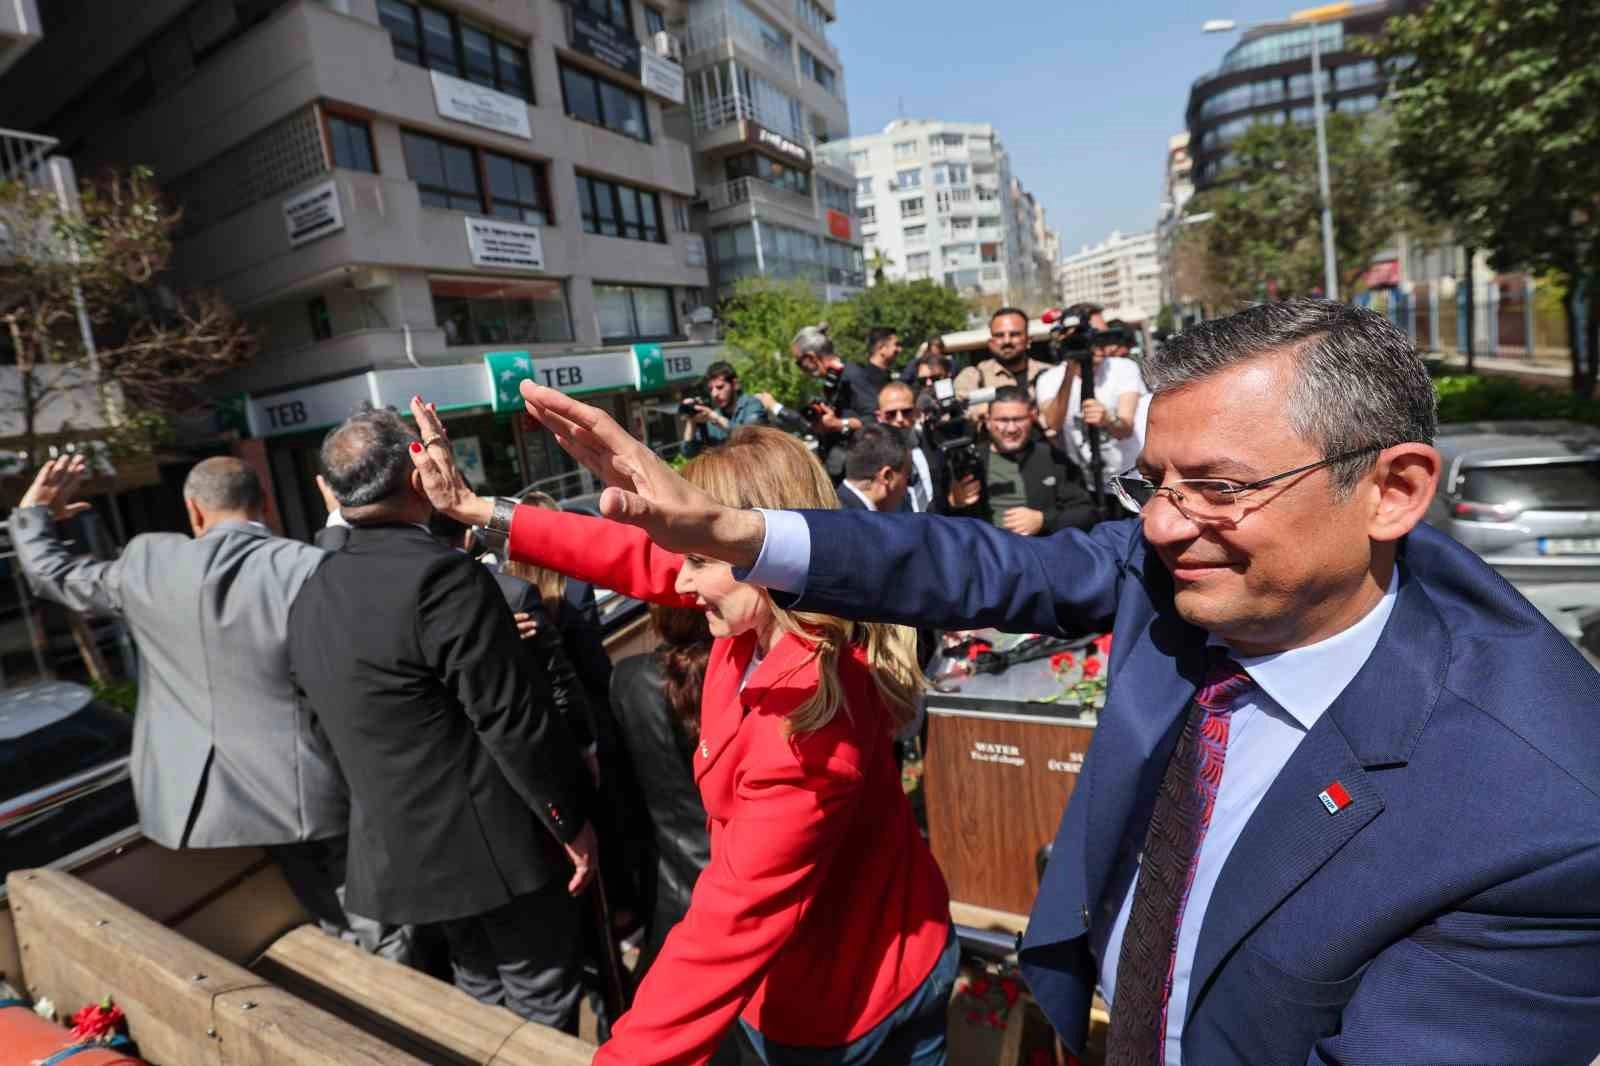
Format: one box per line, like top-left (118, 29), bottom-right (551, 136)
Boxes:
top-left (472, 496), bottom-right (520, 555)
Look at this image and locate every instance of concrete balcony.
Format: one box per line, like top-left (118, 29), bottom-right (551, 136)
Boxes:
top-left (683, 11), bottom-right (795, 86)
top-left (703, 176), bottom-right (815, 220)
top-left (688, 93), bottom-right (806, 148)
top-left (0, 127), bottom-right (55, 190)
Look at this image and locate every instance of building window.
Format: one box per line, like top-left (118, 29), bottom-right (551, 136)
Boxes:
top-left (574, 0), bottom-right (632, 32)
top-left (433, 277), bottom-right (573, 345)
top-left (644, 5), bottom-right (666, 36)
top-left (325, 113), bottom-right (376, 173)
top-left (858, 204), bottom-right (876, 225)
top-left (895, 168), bottom-right (921, 189)
top-left (798, 47), bottom-right (837, 95)
top-left (901, 197), bottom-right (924, 218)
top-left (947, 163), bottom-right (969, 185)
top-left (671, 198), bottom-right (691, 231)
top-left (725, 151), bottom-right (810, 195)
top-left (794, 0), bottom-right (829, 35)
top-left (596, 284), bottom-right (677, 342)
top-left (893, 140), bottom-right (917, 160)
top-left (307, 295), bottom-right (333, 341)
top-left (403, 130), bottom-right (550, 221)
top-left (904, 224), bottom-right (926, 243)
top-left (817, 178), bottom-right (852, 213)
top-left (907, 251), bottom-right (930, 272)
top-left (577, 175), bottom-right (665, 242)
top-left (560, 63), bottom-right (650, 142)
top-left (378, 0), bottom-right (532, 100)
top-left (850, 150), bottom-right (870, 169)
top-left (855, 176), bottom-right (872, 198)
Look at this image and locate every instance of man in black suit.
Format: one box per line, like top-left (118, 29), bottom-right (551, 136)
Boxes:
top-left (836, 424), bottom-right (913, 513)
top-left (288, 408), bottom-right (596, 1030)
top-left (946, 385), bottom-right (1099, 535)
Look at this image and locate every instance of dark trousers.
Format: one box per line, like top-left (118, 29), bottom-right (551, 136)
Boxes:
top-left (440, 883), bottom-right (583, 1032)
top-left (268, 836), bottom-right (414, 964)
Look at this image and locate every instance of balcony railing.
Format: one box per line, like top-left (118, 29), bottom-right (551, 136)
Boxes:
top-left (0, 128), bottom-right (58, 190)
top-left (690, 93), bottom-right (806, 144)
top-left (685, 11), bottom-right (793, 72)
top-left (702, 176), bottom-right (815, 218)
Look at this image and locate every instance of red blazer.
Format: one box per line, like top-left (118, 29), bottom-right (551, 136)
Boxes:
top-left (508, 508), bottom-right (951, 1066)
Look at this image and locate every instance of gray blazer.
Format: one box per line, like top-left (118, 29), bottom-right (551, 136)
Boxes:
top-left (8, 507), bottom-right (347, 849)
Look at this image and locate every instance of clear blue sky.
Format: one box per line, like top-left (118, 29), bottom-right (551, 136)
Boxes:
top-left (831, 0), bottom-right (1299, 257)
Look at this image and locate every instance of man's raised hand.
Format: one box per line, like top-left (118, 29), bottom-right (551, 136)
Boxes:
top-left (518, 381), bottom-right (765, 566)
top-left (20, 455), bottom-right (94, 522)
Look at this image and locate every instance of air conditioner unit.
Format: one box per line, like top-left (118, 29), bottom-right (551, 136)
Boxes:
top-left (653, 30), bottom-right (684, 63)
top-left (686, 305), bottom-right (715, 325)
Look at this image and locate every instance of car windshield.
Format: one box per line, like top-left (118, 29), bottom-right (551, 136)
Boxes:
top-left (1460, 460), bottom-right (1600, 511)
top-left (0, 701), bottom-right (133, 802)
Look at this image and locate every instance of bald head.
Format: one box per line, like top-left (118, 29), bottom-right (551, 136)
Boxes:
top-left (184, 457), bottom-right (263, 514)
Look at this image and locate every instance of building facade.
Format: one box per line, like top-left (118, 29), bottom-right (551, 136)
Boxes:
top-left (1059, 229), bottom-right (1161, 324)
top-left (0, 0), bottom-right (749, 536)
top-left (821, 119), bottom-right (1054, 308)
top-left (1155, 130), bottom-right (1200, 320)
top-left (671, 0), bottom-right (863, 301)
top-left (1185, 0), bottom-right (1423, 190)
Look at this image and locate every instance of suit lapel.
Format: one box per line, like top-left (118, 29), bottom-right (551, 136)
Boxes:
top-left (1186, 564), bottom-right (1447, 1019)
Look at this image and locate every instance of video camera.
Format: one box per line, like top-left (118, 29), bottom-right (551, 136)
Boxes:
top-left (803, 363), bottom-right (844, 423)
top-left (922, 379), bottom-right (987, 484)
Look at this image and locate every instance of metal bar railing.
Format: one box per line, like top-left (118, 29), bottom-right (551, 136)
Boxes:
top-left (0, 127), bottom-right (59, 190)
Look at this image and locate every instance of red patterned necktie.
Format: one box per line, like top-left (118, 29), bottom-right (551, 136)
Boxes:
top-left (1105, 650), bottom-right (1255, 1066)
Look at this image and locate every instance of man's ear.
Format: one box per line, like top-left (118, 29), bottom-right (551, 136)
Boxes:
top-left (184, 497), bottom-right (206, 536)
top-left (1367, 443), bottom-right (1440, 544)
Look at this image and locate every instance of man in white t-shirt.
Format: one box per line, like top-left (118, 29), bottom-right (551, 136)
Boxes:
top-left (1035, 325), bottom-right (1149, 491)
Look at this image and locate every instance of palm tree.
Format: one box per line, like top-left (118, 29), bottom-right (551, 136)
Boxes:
top-left (867, 248), bottom-right (895, 286)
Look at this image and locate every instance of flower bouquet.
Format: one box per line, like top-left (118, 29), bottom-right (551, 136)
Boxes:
top-left (1042, 633), bottom-right (1112, 716)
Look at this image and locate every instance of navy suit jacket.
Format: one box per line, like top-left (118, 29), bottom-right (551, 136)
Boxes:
top-left (779, 511), bottom-right (1600, 1064)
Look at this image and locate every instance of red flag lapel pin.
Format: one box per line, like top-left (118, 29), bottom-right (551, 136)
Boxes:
top-left (1317, 781), bottom-right (1352, 815)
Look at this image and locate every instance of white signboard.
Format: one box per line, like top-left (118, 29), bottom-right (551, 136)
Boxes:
top-left (659, 345), bottom-right (720, 384)
top-left (640, 50), bottom-right (685, 105)
top-left (430, 70), bottom-right (533, 140)
top-left (465, 217), bottom-right (545, 271)
top-left (283, 180), bottom-right (344, 248)
top-left (247, 373), bottom-right (376, 438)
top-left (683, 233), bottom-right (706, 267)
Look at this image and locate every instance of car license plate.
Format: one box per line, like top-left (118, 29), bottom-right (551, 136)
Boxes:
top-left (1538, 537), bottom-right (1600, 555)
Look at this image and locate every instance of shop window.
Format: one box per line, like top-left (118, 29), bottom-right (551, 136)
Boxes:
top-left (325, 113), bottom-right (377, 173)
top-left (595, 284), bottom-right (677, 342)
top-left (432, 277), bottom-right (573, 346)
top-left (560, 64), bottom-right (649, 142)
top-left (577, 175), bottom-right (665, 242)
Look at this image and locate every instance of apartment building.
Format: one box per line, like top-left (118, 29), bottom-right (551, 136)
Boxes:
top-left (671, 0), bottom-right (863, 301)
top-left (823, 119), bottom-right (1054, 309)
top-left (0, 0), bottom-right (730, 536)
top-left (1059, 229), bottom-right (1162, 324)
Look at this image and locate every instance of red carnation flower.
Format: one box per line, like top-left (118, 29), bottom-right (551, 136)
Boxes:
top-left (1082, 656), bottom-right (1103, 679)
top-left (965, 641), bottom-right (993, 661)
top-left (1049, 651), bottom-right (1075, 672)
top-left (999, 977), bottom-right (1021, 1004)
top-left (986, 1009), bottom-right (1005, 1029)
top-left (1093, 633), bottom-right (1113, 656)
top-left (70, 1000), bottom-right (124, 1042)
top-left (968, 976), bottom-right (990, 997)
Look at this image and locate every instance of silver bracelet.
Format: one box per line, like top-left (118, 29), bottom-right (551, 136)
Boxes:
top-left (473, 497), bottom-right (520, 553)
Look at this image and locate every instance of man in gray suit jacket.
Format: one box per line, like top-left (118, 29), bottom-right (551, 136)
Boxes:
top-left (8, 454), bottom-right (406, 960)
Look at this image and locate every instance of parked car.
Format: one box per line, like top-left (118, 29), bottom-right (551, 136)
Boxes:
top-left (0, 681), bottom-right (136, 880)
top-left (1426, 420), bottom-right (1600, 584)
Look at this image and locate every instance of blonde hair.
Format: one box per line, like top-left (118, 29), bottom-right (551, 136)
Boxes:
top-left (681, 427), bottom-right (924, 736)
top-left (503, 490), bottom-right (567, 614)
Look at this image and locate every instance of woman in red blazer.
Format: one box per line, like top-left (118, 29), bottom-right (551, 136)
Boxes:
top-left (409, 403), bottom-right (954, 1066)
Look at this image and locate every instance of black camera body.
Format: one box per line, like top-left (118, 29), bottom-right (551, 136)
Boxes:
top-left (679, 397), bottom-right (706, 417)
top-left (924, 379), bottom-right (984, 484)
top-left (803, 364), bottom-right (844, 423)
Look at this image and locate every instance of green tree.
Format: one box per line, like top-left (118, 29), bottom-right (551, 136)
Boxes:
top-left (828, 278), bottom-right (971, 365)
top-left (1184, 114), bottom-right (1406, 308)
top-left (1374, 0), bottom-right (1600, 396)
top-left (716, 279), bottom-right (825, 405)
top-left (0, 167), bottom-right (254, 466)
top-left (866, 248), bottom-right (895, 286)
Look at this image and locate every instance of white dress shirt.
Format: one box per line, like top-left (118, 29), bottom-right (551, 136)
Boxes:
top-left (740, 511), bottom-right (1400, 1065)
top-left (907, 443), bottom-right (935, 513)
top-left (1034, 357), bottom-right (1150, 487)
top-left (838, 480), bottom-right (878, 511)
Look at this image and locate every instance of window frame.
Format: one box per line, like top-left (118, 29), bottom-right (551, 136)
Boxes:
top-left (595, 283), bottom-right (679, 343)
top-left (378, 0), bottom-right (533, 101)
top-left (403, 128), bottom-right (553, 224)
top-left (559, 62), bottom-right (652, 143)
top-left (577, 173), bottom-right (666, 243)
top-left (321, 105), bottom-right (379, 174)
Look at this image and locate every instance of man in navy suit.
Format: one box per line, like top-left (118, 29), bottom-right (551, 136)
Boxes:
top-left (419, 300), bottom-right (1600, 1064)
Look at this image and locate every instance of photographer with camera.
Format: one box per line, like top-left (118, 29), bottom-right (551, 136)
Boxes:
top-left (1035, 315), bottom-right (1148, 495)
top-left (945, 385), bottom-right (1098, 536)
top-left (953, 308), bottom-right (1052, 421)
top-left (779, 324), bottom-right (902, 480)
top-left (681, 361), bottom-right (767, 459)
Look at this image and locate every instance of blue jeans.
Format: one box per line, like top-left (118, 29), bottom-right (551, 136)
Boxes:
top-left (741, 927), bottom-right (959, 1066)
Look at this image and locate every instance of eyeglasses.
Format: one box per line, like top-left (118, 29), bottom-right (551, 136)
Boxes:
top-left (879, 408), bottom-right (916, 423)
top-left (989, 415), bottom-right (1034, 427)
top-left (1111, 447), bottom-right (1382, 523)
top-left (916, 373), bottom-right (946, 384)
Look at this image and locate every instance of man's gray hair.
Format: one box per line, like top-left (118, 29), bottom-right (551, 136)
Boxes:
top-left (792, 323), bottom-right (834, 357)
top-left (183, 457), bottom-right (264, 513)
top-left (1145, 300), bottom-right (1437, 492)
top-left (320, 408), bottom-right (419, 508)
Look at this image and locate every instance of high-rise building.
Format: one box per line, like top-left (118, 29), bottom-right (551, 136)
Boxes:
top-left (1186, 0), bottom-right (1425, 190)
top-left (0, 0), bottom-right (743, 536)
top-left (1059, 229), bottom-right (1161, 323)
top-left (1156, 130), bottom-right (1199, 318)
top-left (821, 119), bottom-right (1055, 308)
top-left (673, 0), bottom-right (864, 301)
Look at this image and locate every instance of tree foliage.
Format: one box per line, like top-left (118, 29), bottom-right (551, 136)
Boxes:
top-left (1183, 114), bottom-right (1405, 308)
top-left (0, 167), bottom-right (255, 464)
top-left (825, 278), bottom-right (970, 363)
top-left (1374, 0), bottom-right (1600, 395)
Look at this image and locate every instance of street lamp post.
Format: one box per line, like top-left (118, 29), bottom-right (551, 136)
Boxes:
top-left (1203, 13), bottom-right (1342, 300)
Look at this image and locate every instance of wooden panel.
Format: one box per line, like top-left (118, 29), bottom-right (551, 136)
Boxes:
top-left (6, 869), bottom-right (426, 1066)
top-left (489, 1020), bottom-right (597, 1066)
top-left (172, 864), bottom-right (307, 966)
top-left (924, 710), bottom-right (1095, 915)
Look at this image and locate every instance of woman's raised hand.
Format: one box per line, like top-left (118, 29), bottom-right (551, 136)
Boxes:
top-left (407, 395), bottom-right (493, 526)
top-left (518, 381), bottom-right (765, 567)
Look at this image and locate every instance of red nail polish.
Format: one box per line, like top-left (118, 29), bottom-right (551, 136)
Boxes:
top-left (409, 442), bottom-right (422, 454)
